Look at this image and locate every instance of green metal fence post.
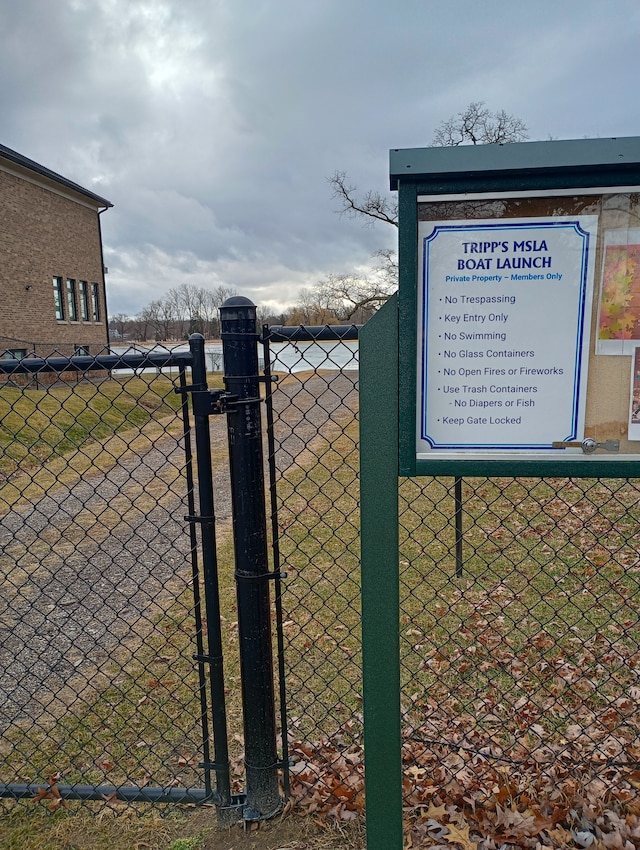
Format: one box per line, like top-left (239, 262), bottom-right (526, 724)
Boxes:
top-left (360, 294), bottom-right (403, 850)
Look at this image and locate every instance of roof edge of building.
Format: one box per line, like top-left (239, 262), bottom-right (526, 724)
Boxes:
top-left (0, 142), bottom-right (113, 208)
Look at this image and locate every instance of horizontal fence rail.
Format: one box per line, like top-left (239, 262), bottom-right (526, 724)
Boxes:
top-left (265, 324), bottom-right (361, 342)
top-left (0, 350), bottom-right (193, 375)
top-left (0, 783), bottom-right (216, 805)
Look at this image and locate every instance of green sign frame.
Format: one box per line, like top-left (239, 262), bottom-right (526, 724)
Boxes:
top-left (392, 137), bottom-right (640, 477)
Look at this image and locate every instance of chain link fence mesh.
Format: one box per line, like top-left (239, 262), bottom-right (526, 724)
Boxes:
top-left (3, 333), bottom-right (640, 845)
top-left (399, 476), bottom-right (640, 846)
top-left (0, 350), bottom-right (211, 807)
top-left (266, 334), bottom-right (364, 815)
top-left (267, 332), bottom-right (640, 846)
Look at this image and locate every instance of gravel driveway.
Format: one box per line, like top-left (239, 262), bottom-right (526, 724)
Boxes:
top-left (0, 416), bottom-right (230, 734)
top-left (0, 371), bottom-right (358, 738)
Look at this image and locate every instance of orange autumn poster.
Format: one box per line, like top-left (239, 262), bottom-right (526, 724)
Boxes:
top-left (599, 244), bottom-right (640, 340)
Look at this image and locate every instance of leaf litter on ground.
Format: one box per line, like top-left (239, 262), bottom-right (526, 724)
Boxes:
top-left (286, 702), bottom-right (640, 849)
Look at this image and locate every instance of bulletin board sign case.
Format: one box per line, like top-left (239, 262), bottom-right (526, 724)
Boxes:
top-left (391, 137), bottom-right (640, 477)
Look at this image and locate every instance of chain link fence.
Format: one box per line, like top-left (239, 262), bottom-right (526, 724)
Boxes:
top-left (399, 476), bottom-right (640, 847)
top-left (267, 330), bottom-right (640, 846)
top-left (265, 330), bottom-right (364, 816)
top-left (0, 348), bottom-right (218, 807)
top-left (3, 330), bottom-right (640, 845)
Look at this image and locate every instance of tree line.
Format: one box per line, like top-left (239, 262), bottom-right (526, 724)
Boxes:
top-left (108, 272), bottom-right (393, 341)
top-left (109, 284), bottom-right (238, 342)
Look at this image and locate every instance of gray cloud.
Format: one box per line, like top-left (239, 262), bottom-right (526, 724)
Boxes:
top-left (2, 0), bottom-right (640, 315)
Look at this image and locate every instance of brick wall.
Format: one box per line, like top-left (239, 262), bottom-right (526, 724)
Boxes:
top-left (0, 167), bottom-right (109, 357)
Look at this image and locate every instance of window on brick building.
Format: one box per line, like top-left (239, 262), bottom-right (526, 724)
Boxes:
top-left (1, 349), bottom-right (27, 360)
top-left (91, 282), bottom-right (100, 322)
top-left (53, 276), bottom-right (64, 320)
top-left (79, 281), bottom-right (89, 321)
top-left (66, 279), bottom-right (78, 321)
top-left (74, 345), bottom-right (90, 356)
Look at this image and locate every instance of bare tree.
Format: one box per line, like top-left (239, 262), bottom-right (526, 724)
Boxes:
top-left (432, 101), bottom-right (528, 147)
top-left (136, 304), bottom-right (157, 341)
top-left (373, 247), bottom-right (399, 286)
top-left (328, 103), bottom-right (527, 233)
top-left (257, 305), bottom-right (291, 326)
top-left (128, 283), bottom-right (239, 341)
top-left (329, 171), bottom-right (398, 228)
top-left (211, 284), bottom-right (237, 306)
top-left (108, 313), bottom-right (130, 341)
top-left (319, 103), bottom-right (528, 319)
top-left (287, 286), bottom-right (340, 326)
top-left (165, 287), bottom-right (189, 338)
top-left (164, 284), bottom-right (207, 337)
top-left (315, 273), bottom-right (391, 322)
top-left (207, 285), bottom-right (237, 337)
top-left (176, 284), bottom-right (204, 335)
top-left (154, 298), bottom-right (177, 341)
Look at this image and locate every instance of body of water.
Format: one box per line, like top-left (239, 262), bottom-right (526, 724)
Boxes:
top-left (110, 340), bottom-right (359, 376)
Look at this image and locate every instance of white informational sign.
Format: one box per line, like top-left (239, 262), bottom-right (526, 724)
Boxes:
top-left (416, 216), bottom-right (599, 457)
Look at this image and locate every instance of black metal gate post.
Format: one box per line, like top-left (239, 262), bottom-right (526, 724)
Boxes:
top-left (219, 297), bottom-right (282, 820)
top-left (188, 333), bottom-right (234, 815)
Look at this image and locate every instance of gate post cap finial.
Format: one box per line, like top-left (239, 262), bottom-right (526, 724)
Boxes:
top-left (221, 296), bottom-right (255, 309)
top-left (189, 332), bottom-right (205, 340)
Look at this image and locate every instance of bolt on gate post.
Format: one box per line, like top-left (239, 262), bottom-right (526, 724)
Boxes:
top-left (219, 296), bottom-right (282, 820)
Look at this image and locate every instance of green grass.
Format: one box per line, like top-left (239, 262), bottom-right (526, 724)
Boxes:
top-left (0, 376), bottom-right (184, 479)
top-left (168, 835), bottom-right (205, 850)
top-left (273, 421), bottom-right (362, 745)
top-left (0, 369), bottom-right (242, 849)
top-left (0, 374), bottom-right (225, 515)
top-left (0, 370), bottom-right (364, 848)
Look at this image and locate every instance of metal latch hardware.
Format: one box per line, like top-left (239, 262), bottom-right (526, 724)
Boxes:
top-left (174, 386), bottom-right (236, 415)
top-left (551, 438), bottom-right (620, 454)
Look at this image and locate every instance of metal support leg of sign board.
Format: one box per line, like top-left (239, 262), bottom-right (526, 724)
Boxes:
top-left (455, 477), bottom-right (464, 578)
top-left (360, 294), bottom-right (403, 850)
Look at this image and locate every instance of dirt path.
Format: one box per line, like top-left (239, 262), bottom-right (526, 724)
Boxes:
top-left (0, 371), bottom-right (358, 735)
top-left (268, 371), bottom-right (359, 469)
top-left (0, 416), bottom-right (231, 733)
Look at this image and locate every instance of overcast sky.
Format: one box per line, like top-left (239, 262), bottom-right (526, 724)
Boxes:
top-left (3, 0), bottom-right (640, 317)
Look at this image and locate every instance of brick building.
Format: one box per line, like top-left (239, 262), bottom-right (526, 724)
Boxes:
top-left (0, 142), bottom-right (112, 359)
